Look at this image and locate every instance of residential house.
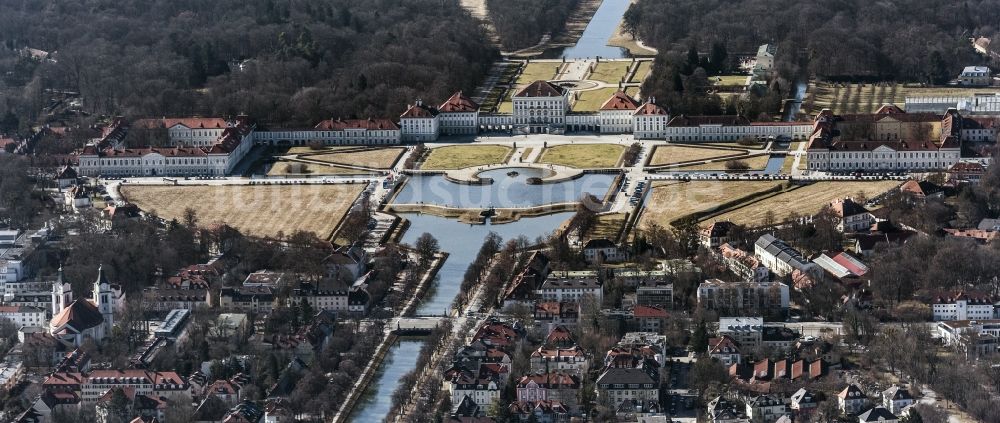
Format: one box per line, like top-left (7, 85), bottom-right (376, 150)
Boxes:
top-left (708, 336), bottom-right (741, 366)
top-left (948, 161), bottom-right (987, 184)
top-left (530, 346), bottom-right (589, 377)
top-left (707, 396), bottom-right (748, 423)
top-left (218, 286), bottom-right (275, 313)
top-left (755, 234), bottom-right (818, 277)
top-left (881, 386), bottom-right (914, 415)
top-left (631, 305), bottom-right (668, 332)
top-left (900, 180), bottom-right (944, 200)
top-left (812, 251), bottom-right (869, 285)
top-left (719, 243), bottom-right (770, 282)
top-left (595, 367), bottom-right (659, 409)
top-left (701, 221), bottom-right (737, 249)
top-left (582, 238), bottom-right (626, 264)
top-left (838, 384), bottom-right (869, 415)
top-left (762, 326), bottom-right (799, 350)
top-left (958, 66), bottom-right (991, 86)
top-left (936, 319), bottom-right (1000, 356)
top-left (55, 165), bottom-right (78, 189)
top-left (537, 275), bottom-right (603, 303)
top-left (534, 302), bottom-right (579, 332)
top-left (831, 198), bottom-right (873, 232)
top-left (745, 394), bottom-right (787, 423)
top-left (515, 372), bottom-right (581, 412)
top-left (507, 400), bottom-right (570, 423)
top-left (858, 406), bottom-right (899, 423)
top-left (697, 280), bottom-right (789, 317)
top-left (718, 317), bottom-right (763, 350)
top-left (790, 388), bottom-right (819, 412)
top-left (0, 305), bottom-right (47, 329)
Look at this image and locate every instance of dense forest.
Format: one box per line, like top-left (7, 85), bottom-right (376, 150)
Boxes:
top-left (487, 0), bottom-right (579, 50)
top-left (624, 0), bottom-right (998, 82)
top-left (0, 0), bottom-right (498, 130)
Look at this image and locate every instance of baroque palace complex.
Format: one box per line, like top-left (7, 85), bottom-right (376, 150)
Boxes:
top-left (75, 80), bottom-right (996, 177)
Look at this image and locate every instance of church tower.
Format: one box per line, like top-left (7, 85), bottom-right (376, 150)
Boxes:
top-left (51, 266), bottom-right (73, 316)
top-left (93, 265), bottom-right (115, 332)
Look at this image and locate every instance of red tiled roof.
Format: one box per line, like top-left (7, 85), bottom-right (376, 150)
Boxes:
top-left (439, 91), bottom-right (479, 113)
top-left (400, 103), bottom-right (438, 119)
top-left (600, 91), bottom-right (639, 111)
top-left (515, 80), bottom-right (565, 98)
top-left (134, 118), bottom-right (228, 130)
top-left (314, 118), bottom-right (399, 131)
top-left (634, 101), bottom-right (668, 116)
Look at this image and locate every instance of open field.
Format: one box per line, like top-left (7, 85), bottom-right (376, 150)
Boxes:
top-left (303, 148), bottom-right (404, 169)
top-left (583, 213), bottom-right (627, 241)
top-left (780, 155), bottom-right (795, 174)
top-left (804, 82), bottom-right (1000, 115)
top-left (697, 141), bottom-right (765, 150)
top-left (640, 181), bottom-right (783, 228)
top-left (574, 87), bottom-right (621, 112)
top-left (421, 144), bottom-right (512, 170)
top-left (538, 143), bottom-right (624, 168)
top-left (267, 162), bottom-right (369, 176)
top-left (121, 184), bottom-right (364, 239)
top-left (711, 181), bottom-right (900, 226)
top-left (632, 61), bottom-right (653, 82)
top-left (672, 154), bottom-right (770, 171)
top-left (712, 75), bottom-right (750, 86)
top-left (588, 62), bottom-right (631, 84)
top-left (497, 90), bottom-right (515, 113)
top-left (649, 145), bottom-right (746, 166)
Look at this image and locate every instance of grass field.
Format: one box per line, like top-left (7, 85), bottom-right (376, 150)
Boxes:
top-left (121, 184), bottom-right (364, 239)
top-left (421, 145), bottom-right (512, 170)
top-left (538, 143), bottom-right (624, 168)
top-left (588, 62), bottom-right (631, 84)
top-left (497, 90), bottom-right (515, 113)
top-left (632, 61), bottom-right (653, 82)
top-left (712, 75), bottom-right (750, 86)
top-left (804, 82), bottom-right (1000, 115)
top-left (648, 145), bottom-right (746, 166)
top-left (640, 181), bottom-right (782, 228)
top-left (583, 213), bottom-right (627, 242)
top-left (267, 162), bottom-right (369, 176)
top-left (516, 62), bottom-right (562, 86)
top-left (780, 155), bottom-right (795, 174)
top-left (697, 141), bottom-right (765, 150)
top-left (711, 181), bottom-right (900, 226)
top-left (574, 87), bottom-right (621, 112)
top-left (672, 154), bottom-right (770, 171)
top-left (303, 148), bottom-right (403, 169)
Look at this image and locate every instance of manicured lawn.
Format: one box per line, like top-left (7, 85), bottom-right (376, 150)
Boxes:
top-left (574, 87), bottom-right (621, 112)
top-left (640, 181), bottom-right (782, 228)
top-left (711, 181), bottom-right (901, 226)
top-left (780, 155), bottom-right (795, 174)
top-left (538, 143), bottom-right (625, 168)
top-left (497, 90), bottom-right (515, 114)
top-left (420, 144), bottom-right (513, 170)
top-left (302, 147), bottom-right (404, 169)
top-left (588, 62), bottom-right (631, 84)
top-left (672, 154), bottom-right (770, 171)
top-left (631, 61), bottom-right (653, 82)
top-left (711, 74), bottom-right (750, 86)
top-left (697, 141), bottom-right (766, 150)
top-left (648, 145), bottom-right (746, 166)
top-left (515, 62), bottom-right (562, 86)
top-left (121, 184), bottom-right (364, 239)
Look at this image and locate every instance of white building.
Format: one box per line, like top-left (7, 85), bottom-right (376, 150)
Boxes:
top-left (399, 100), bottom-right (440, 142)
top-left (0, 305), bottom-right (46, 329)
top-left (881, 386), bottom-right (914, 415)
top-left (958, 66), bottom-right (991, 86)
top-left (745, 395), bottom-right (787, 423)
top-left (805, 107), bottom-right (962, 172)
top-left (599, 91), bottom-right (640, 134)
top-left (595, 367), bottom-right (659, 408)
top-left (906, 93), bottom-right (1000, 115)
top-left (49, 266), bottom-right (125, 346)
top-left (754, 234), bottom-right (817, 277)
top-left (133, 117), bottom-right (230, 147)
top-left (253, 118), bottom-right (401, 147)
top-left (438, 91), bottom-right (480, 136)
top-left (664, 115), bottom-right (813, 142)
top-left (708, 335), bottom-right (741, 366)
top-left (78, 118), bottom-right (254, 177)
top-left (537, 275), bottom-right (603, 303)
top-left (936, 319), bottom-right (1000, 355)
top-left (930, 292), bottom-right (996, 321)
top-left (582, 239), bottom-right (626, 264)
top-left (632, 100), bottom-right (670, 139)
top-left (513, 80), bottom-right (569, 134)
top-left (830, 198), bottom-right (873, 233)
top-left (697, 279), bottom-right (790, 315)
top-left (718, 317), bottom-right (763, 350)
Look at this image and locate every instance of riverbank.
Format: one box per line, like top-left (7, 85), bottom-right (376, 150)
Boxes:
top-left (606, 0), bottom-right (657, 56)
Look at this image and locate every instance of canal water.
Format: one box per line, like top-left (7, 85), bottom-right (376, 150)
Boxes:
top-left (350, 169), bottom-right (609, 420)
top-left (548, 0), bottom-right (631, 59)
top-left (348, 340), bottom-right (424, 421)
top-left (393, 167), bottom-right (615, 208)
